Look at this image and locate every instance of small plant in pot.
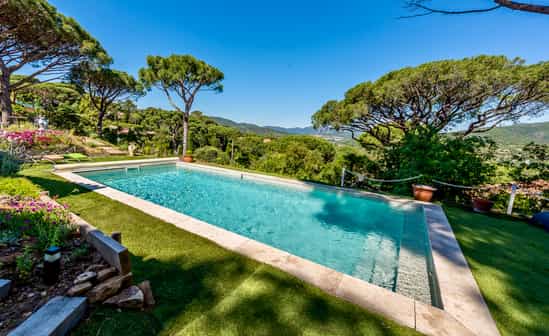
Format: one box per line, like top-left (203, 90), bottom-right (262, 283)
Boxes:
top-left (412, 184), bottom-right (437, 202)
top-left (182, 149), bottom-right (194, 163)
top-left (471, 188), bottom-right (494, 213)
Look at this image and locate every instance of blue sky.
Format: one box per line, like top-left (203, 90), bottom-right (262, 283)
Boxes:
top-left (45, 0), bottom-right (549, 127)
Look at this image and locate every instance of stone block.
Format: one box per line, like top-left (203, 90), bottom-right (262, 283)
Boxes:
top-left (8, 296), bottom-right (87, 336)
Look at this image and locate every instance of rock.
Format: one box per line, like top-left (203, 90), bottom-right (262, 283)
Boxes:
top-left (74, 271), bottom-right (97, 285)
top-left (85, 264), bottom-right (106, 273)
top-left (104, 286), bottom-right (144, 309)
top-left (137, 280), bottom-right (155, 307)
top-left (96, 267), bottom-right (117, 282)
top-left (67, 281), bottom-right (93, 296)
top-left (87, 273), bottom-right (132, 303)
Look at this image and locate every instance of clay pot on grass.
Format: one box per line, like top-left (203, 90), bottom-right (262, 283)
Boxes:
top-left (412, 184), bottom-right (437, 202)
top-left (182, 150), bottom-right (193, 163)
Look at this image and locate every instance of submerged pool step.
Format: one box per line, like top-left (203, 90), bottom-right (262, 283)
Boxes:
top-left (352, 233), bottom-right (398, 290)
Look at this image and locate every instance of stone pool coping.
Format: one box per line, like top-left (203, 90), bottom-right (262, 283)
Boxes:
top-left (53, 158), bottom-right (499, 336)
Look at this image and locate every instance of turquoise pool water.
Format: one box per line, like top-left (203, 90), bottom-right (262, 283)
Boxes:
top-left (79, 164), bottom-right (436, 304)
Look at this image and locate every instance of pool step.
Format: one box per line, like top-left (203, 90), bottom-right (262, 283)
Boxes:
top-left (352, 233), bottom-right (398, 290)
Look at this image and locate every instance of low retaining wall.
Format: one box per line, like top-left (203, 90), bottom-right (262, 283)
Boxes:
top-left (8, 196), bottom-right (134, 336)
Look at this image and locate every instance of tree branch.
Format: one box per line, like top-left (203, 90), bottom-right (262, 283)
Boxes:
top-left (402, 0), bottom-right (549, 18)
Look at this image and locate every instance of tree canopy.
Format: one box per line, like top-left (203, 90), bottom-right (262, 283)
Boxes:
top-left (139, 54), bottom-right (224, 153)
top-left (313, 56), bottom-right (549, 146)
top-left (0, 0), bottom-right (108, 126)
top-left (70, 63), bottom-right (143, 136)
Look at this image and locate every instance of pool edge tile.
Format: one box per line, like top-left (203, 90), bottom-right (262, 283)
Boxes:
top-left (335, 274), bottom-right (415, 329)
top-left (423, 204), bottom-right (500, 336)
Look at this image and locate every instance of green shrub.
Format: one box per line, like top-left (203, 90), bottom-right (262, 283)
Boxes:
top-left (16, 246), bottom-right (34, 281)
top-left (194, 146), bottom-right (230, 165)
top-left (71, 243), bottom-right (90, 261)
top-left (0, 152), bottom-right (21, 176)
top-left (0, 177), bottom-right (40, 197)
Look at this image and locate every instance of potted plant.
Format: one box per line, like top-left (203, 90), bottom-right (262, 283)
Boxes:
top-left (471, 189), bottom-right (494, 213)
top-left (412, 184), bottom-right (437, 202)
top-left (182, 149), bottom-right (194, 163)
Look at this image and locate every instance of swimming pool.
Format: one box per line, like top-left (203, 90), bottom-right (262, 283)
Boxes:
top-left (79, 163), bottom-right (438, 305)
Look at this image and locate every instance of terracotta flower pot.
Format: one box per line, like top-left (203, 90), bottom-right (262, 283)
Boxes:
top-left (472, 198), bottom-right (494, 213)
top-left (182, 155), bottom-right (193, 163)
top-left (412, 184), bottom-right (437, 202)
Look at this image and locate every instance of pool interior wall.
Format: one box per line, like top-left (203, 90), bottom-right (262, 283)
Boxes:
top-left (79, 163), bottom-right (440, 306)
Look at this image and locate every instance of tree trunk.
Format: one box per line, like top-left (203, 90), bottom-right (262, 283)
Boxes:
top-left (182, 112), bottom-right (189, 155)
top-left (96, 110), bottom-right (106, 137)
top-left (0, 72), bottom-right (12, 128)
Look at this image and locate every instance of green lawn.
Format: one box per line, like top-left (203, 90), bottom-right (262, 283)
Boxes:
top-left (4, 164), bottom-right (549, 335)
top-left (12, 165), bottom-right (419, 336)
top-left (445, 207), bottom-right (549, 336)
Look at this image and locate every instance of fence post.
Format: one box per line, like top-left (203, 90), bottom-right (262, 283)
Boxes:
top-left (507, 184), bottom-right (517, 215)
top-left (340, 167), bottom-right (346, 187)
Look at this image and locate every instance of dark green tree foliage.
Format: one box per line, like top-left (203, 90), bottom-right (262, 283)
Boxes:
top-left (194, 146), bottom-right (230, 165)
top-left (139, 55), bottom-right (224, 154)
top-left (70, 63), bottom-right (143, 136)
top-left (382, 130), bottom-right (496, 195)
top-left (0, 0), bottom-right (108, 126)
top-left (313, 56), bottom-right (549, 146)
top-left (14, 80), bottom-right (83, 131)
top-left (509, 142), bottom-right (548, 182)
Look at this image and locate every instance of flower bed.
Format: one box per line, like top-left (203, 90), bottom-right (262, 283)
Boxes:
top-left (0, 196), bottom-right (104, 333)
top-left (0, 129), bottom-right (72, 154)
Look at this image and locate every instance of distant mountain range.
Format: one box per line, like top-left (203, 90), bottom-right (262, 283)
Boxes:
top-left (210, 116), bottom-right (351, 138)
top-left (210, 115), bottom-right (548, 146)
top-left (479, 121), bottom-right (548, 145)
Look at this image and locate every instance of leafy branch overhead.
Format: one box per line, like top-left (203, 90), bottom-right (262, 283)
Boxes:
top-left (403, 0), bottom-right (549, 17)
top-left (312, 56), bottom-right (549, 146)
top-left (0, 0), bottom-right (109, 126)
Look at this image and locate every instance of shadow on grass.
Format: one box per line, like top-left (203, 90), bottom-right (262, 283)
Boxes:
top-left (445, 206), bottom-right (549, 336)
top-left (20, 173), bottom-right (91, 199)
top-left (72, 251), bottom-right (412, 336)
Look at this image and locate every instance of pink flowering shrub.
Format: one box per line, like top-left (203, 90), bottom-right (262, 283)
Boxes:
top-left (0, 197), bottom-right (75, 251)
top-left (0, 130), bottom-right (62, 148)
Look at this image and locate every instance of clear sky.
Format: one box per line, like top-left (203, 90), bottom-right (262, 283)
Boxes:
top-left (46, 0), bottom-right (549, 127)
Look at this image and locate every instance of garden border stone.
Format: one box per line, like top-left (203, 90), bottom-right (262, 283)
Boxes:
top-left (40, 195), bottom-right (131, 275)
top-left (0, 279), bottom-right (11, 300)
top-left (7, 296), bottom-right (87, 336)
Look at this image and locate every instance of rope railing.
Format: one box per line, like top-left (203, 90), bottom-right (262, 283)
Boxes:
top-left (431, 179), bottom-right (491, 190)
top-left (341, 168), bottom-right (423, 187)
top-left (341, 167), bottom-right (548, 215)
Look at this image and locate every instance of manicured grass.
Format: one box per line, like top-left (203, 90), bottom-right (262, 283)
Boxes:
top-left (445, 207), bottom-right (549, 336)
top-left (14, 165), bottom-right (420, 336)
